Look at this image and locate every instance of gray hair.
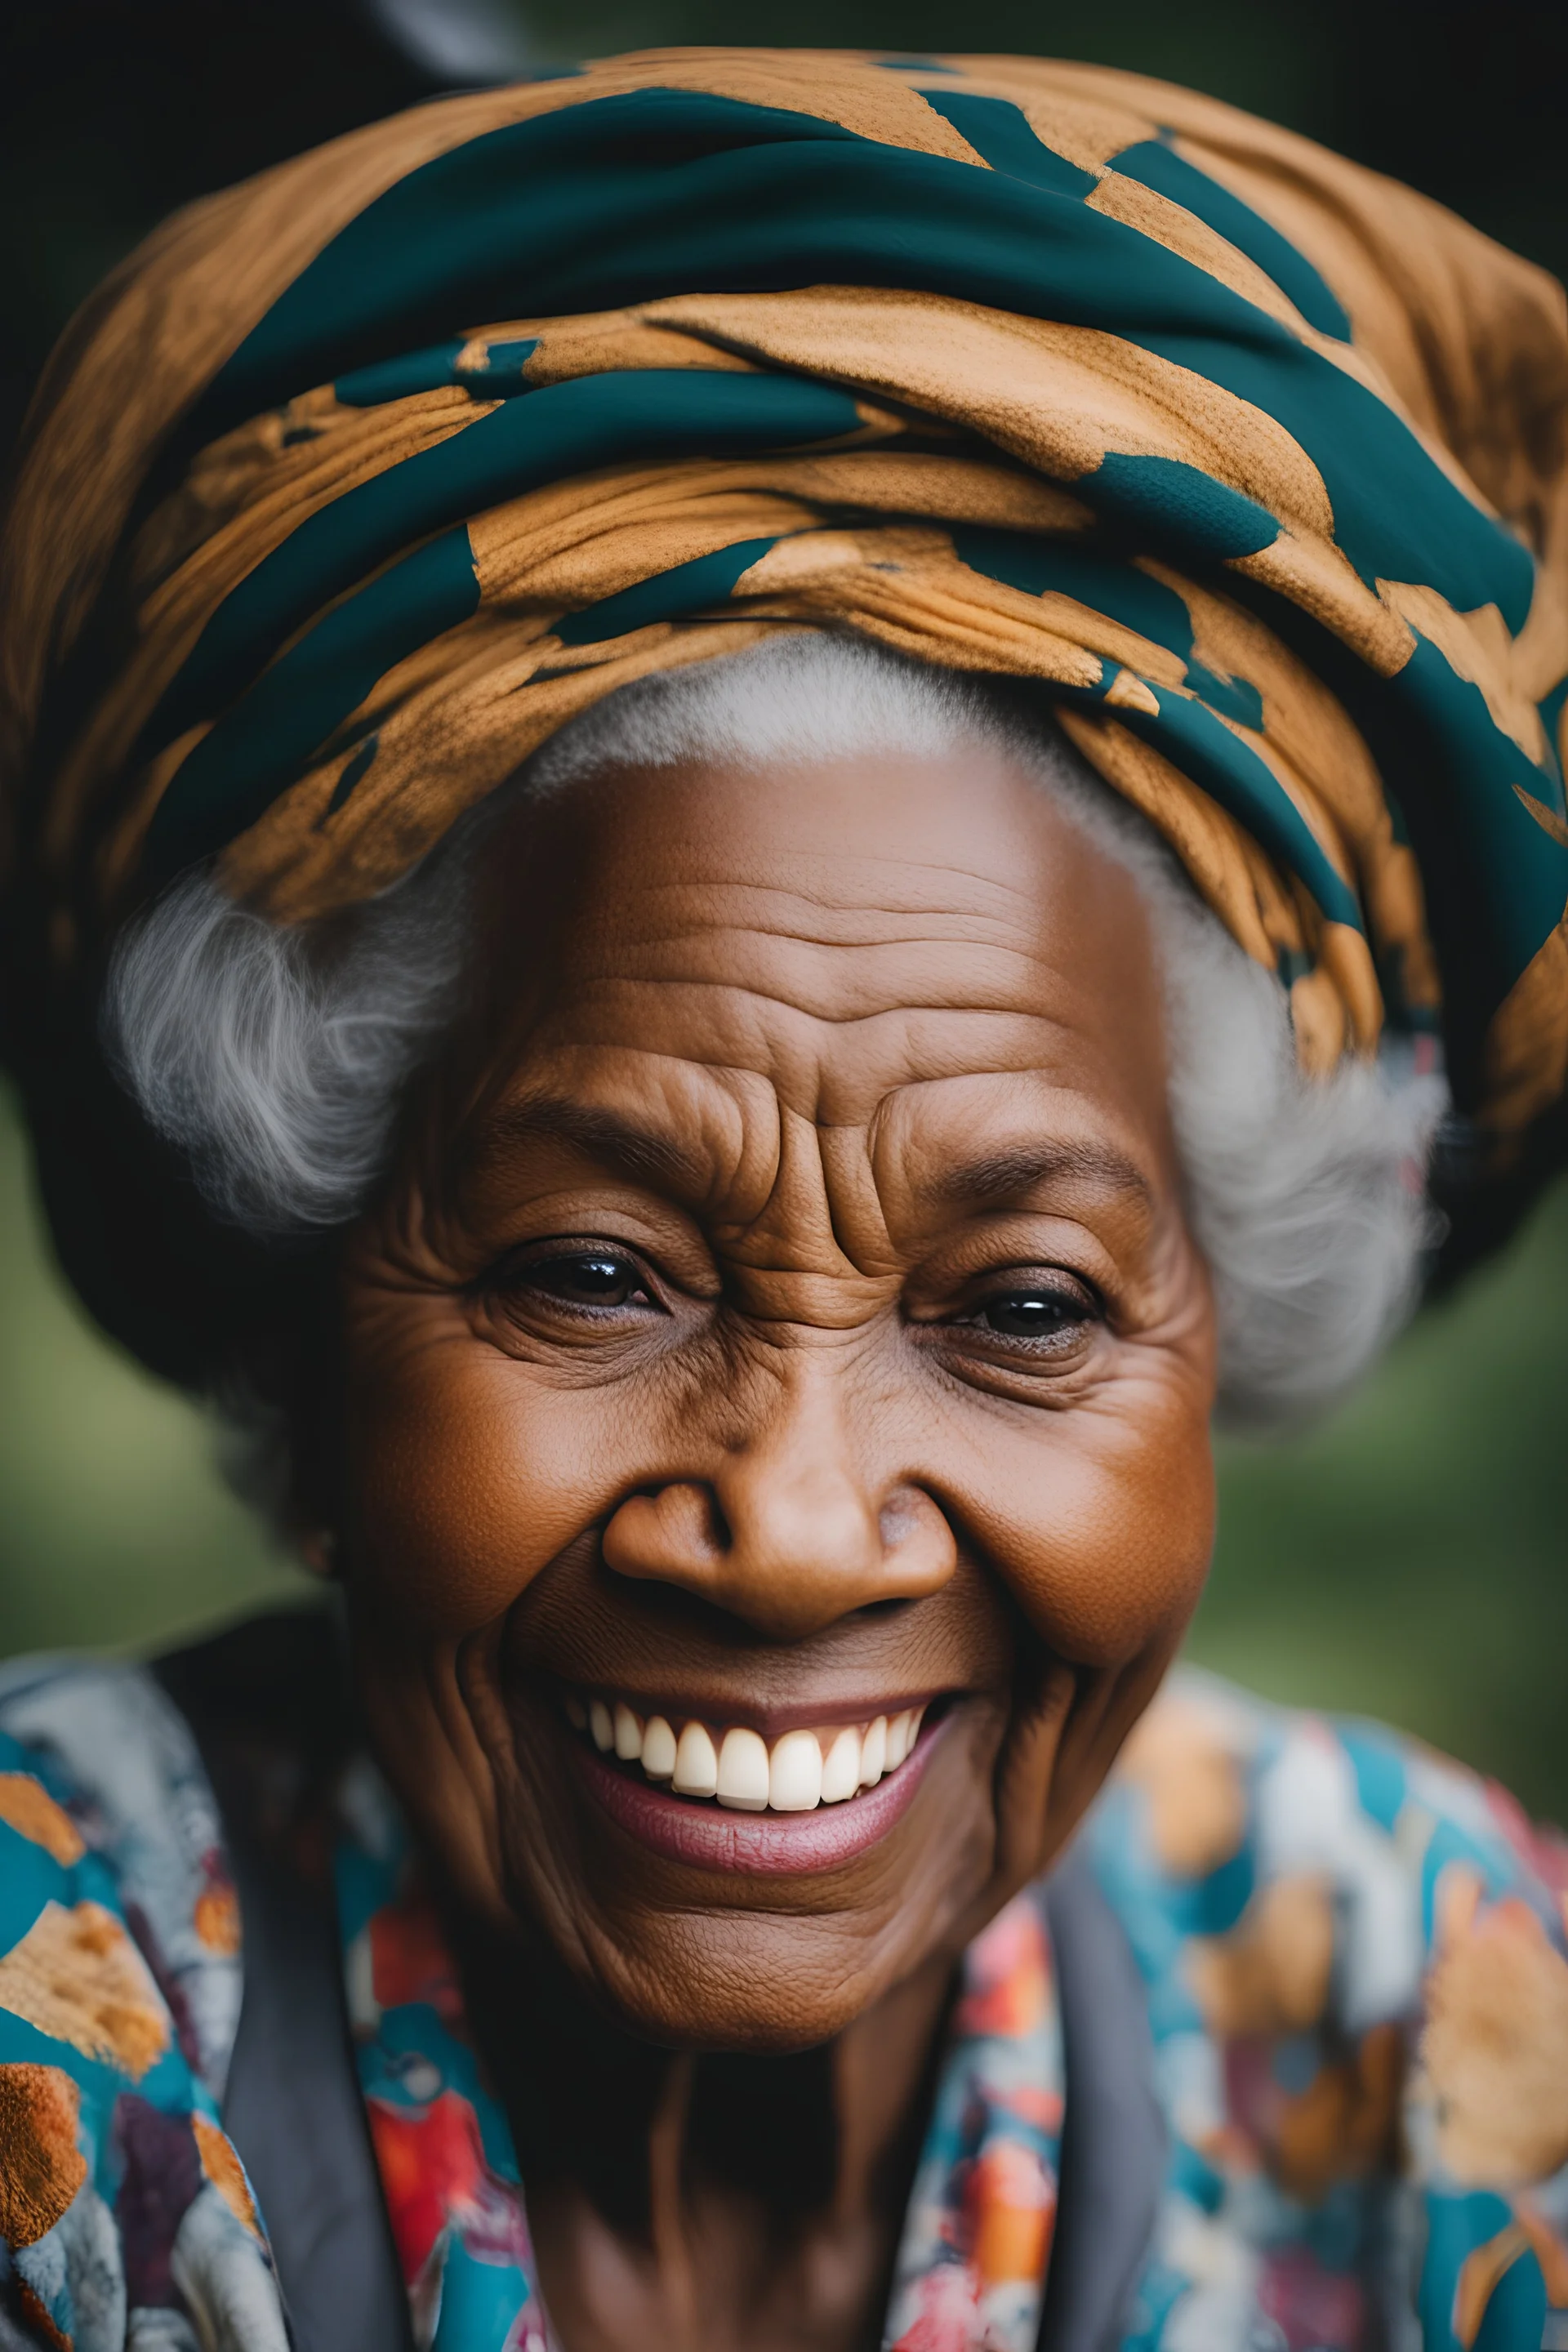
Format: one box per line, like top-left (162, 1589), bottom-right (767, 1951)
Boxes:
top-left (104, 633), bottom-right (1447, 1428)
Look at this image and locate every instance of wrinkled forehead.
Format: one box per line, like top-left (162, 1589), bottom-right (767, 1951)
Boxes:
top-left (454, 742), bottom-right (1173, 1177)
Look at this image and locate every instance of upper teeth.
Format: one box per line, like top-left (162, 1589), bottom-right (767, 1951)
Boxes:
top-left (564, 1693), bottom-right (929, 1811)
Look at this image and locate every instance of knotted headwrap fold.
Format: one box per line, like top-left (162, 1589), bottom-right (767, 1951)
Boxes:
top-left (4, 50), bottom-right (1568, 1200)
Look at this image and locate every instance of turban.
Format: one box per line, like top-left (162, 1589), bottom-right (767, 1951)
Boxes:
top-left (4, 49), bottom-right (1568, 1277)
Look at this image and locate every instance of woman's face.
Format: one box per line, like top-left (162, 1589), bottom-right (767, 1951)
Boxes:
top-left (337, 734), bottom-right (1218, 2049)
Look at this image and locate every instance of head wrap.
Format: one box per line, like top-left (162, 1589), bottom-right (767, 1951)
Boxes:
top-left (3, 49), bottom-right (1568, 1285)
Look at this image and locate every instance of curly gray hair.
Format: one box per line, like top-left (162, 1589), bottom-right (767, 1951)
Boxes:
top-left (104, 634), bottom-right (1446, 1429)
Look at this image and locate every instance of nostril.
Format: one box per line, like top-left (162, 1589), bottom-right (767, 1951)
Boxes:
top-left (604, 1482), bottom-right (728, 1580)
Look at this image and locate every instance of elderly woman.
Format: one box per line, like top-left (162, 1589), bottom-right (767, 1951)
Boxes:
top-left (1, 46), bottom-right (1566, 2352)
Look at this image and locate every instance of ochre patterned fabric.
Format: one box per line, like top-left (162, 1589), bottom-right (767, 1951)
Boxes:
top-left (2, 1655), bottom-right (1567, 2350)
top-left (2, 52), bottom-right (1568, 1167)
top-left (0, 1660), bottom-right (285, 2350)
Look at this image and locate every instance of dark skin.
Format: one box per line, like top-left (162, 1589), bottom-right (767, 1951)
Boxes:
top-left (330, 737), bottom-right (1218, 2351)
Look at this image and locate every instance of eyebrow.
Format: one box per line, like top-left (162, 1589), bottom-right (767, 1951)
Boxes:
top-left (478, 1094), bottom-right (712, 1196)
top-left (929, 1139), bottom-right (1155, 1212)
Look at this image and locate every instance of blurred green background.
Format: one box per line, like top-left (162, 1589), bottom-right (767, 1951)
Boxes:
top-left (2, 1), bottom-right (1564, 1812)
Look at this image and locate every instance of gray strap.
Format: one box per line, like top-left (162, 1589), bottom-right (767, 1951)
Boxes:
top-left (153, 1614), bottom-right (412, 2351)
top-left (220, 1823), bottom-right (415, 2352)
top-left (1039, 1837), bottom-right (1166, 2352)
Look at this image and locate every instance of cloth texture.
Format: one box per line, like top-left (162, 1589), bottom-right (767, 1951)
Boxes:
top-left (2, 51), bottom-right (1568, 1197)
top-left (0, 1659), bottom-right (284, 2351)
top-left (3, 1648), bottom-right (1568, 2350)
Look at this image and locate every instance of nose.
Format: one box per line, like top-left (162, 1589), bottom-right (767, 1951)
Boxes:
top-left (600, 1352), bottom-right (957, 1640)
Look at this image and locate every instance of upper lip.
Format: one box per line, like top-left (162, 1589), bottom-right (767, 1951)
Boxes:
top-left (551, 1680), bottom-right (951, 1737)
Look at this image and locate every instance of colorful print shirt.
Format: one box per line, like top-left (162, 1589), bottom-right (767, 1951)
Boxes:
top-left (1, 1654), bottom-right (1566, 2352)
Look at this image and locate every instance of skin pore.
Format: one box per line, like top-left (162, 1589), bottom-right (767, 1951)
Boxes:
top-left (332, 737), bottom-right (1218, 2352)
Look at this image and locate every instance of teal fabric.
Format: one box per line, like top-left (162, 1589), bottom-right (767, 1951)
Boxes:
top-left (150, 370), bottom-right (863, 754)
top-left (146, 525), bottom-right (481, 874)
top-left (1109, 136), bottom-right (1352, 339)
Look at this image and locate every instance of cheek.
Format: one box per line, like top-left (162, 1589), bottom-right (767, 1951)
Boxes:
top-left (343, 1301), bottom-right (626, 1636)
top-left (942, 1368), bottom-right (1215, 1664)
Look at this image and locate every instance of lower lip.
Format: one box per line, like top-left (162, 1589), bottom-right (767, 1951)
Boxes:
top-left (570, 1713), bottom-right (951, 1876)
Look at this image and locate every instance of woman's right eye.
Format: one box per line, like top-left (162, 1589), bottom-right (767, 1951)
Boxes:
top-left (508, 1250), bottom-right (659, 1311)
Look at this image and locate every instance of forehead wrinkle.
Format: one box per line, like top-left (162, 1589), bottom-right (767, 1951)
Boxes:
top-left (564, 866), bottom-right (1062, 995)
top-left (676, 1007), bottom-right (1072, 1134)
top-left (816, 1120), bottom-right (901, 1278)
top-left (550, 978), bottom-right (1083, 1100)
top-left (639, 975), bottom-right (1053, 1030)
top-left (564, 934), bottom-right (1062, 1028)
top-left (599, 851), bottom-right (1054, 936)
top-left (714, 1099), bottom-right (870, 1295)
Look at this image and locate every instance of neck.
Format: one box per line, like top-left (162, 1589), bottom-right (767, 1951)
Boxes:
top-left (454, 1915), bottom-right (956, 2352)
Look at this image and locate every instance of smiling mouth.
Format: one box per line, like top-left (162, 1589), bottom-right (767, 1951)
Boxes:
top-left (563, 1690), bottom-right (931, 1814)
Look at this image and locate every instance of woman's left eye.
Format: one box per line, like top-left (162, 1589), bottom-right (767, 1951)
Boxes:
top-left (947, 1278), bottom-right (1098, 1344)
top-left (972, 1290), bottom-right (1084, 1337)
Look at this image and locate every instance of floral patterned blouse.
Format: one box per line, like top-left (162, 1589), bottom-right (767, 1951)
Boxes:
top-left (0, 1646), bottom-right (1566, 2352)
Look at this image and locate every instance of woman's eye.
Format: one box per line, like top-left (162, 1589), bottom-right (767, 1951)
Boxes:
top-left (974, 1290), bottom-right (1084, 1338)
top-left (511, 1252), bottom-right (657, 1310)
top-left (945, 1277), bottom-right (1099, 1347)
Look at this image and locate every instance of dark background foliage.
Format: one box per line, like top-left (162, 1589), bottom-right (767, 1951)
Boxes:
top-left (1, 0), bottom-right (1564, 1812)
